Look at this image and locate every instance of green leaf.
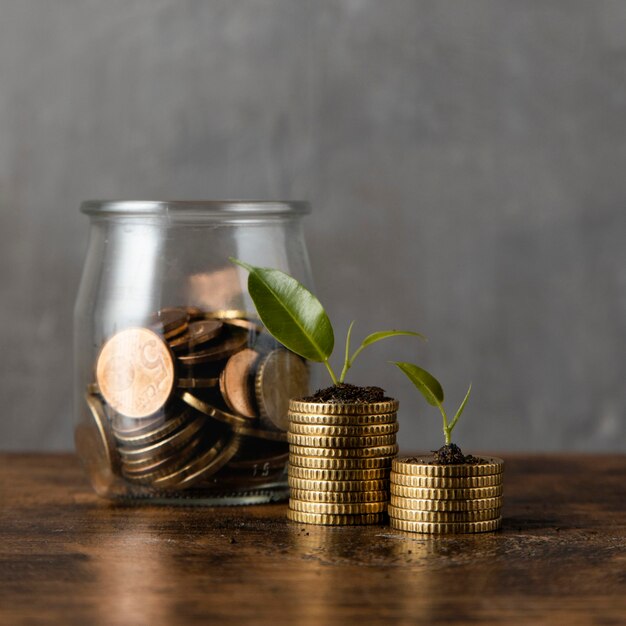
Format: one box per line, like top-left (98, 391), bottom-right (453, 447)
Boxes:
top-left (360, 330), bottom-right (426, 349)
top-left (230, 258), bottom-right (334, 362)
top-left (392, 362), bottom-right (444, 406)
top-left (448, 383), bottom-right (472, 434)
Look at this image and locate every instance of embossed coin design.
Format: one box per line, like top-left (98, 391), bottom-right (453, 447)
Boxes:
top-left (96, 327), bottom-right (175, 419)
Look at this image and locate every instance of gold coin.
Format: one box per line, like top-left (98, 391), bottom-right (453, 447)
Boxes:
top-left (288, 411), bottom-right (397, 426)
top-left (390, 473), bottom-right (502, 488)
top-left (177, 332), bottom-right (248, 365)
top-left (390, 517), bottom-right (502, 534)
top-left (288, 466), bottom-right (390, 481)
top-left (288, 476), bottom-right (388, 492)
top-left (392, 455), bottom-right (504, 477)
top-left (111, 413), bottom-right (164, 437)
top-left (390, 495), bottom-right (503, 512)
top-left (289, 399), bottom-right (399, 416)
top-left (289, 455), bottom-right (393, 470)
top-left (289, 488), bottom-right (388, 503)
top-left (390, 483), bottom-right (503, 500)
top-left (75, 393), bottom-right (120, 492)
top-left (288, 422), bottom-right (399, 437)
top-left (179, 391), bottom-right (248, 426)
top-left (113, 410), bottom-right (191, 447)
top-left (219, 348), bottom-right (260, 418)
top-left (117, 416), bottom-right (205, 462)
top-left (287, 433), bottom-right (397, 449)
top-left (287, 509), bottom-right (386, 526)
top-left (177, 377), bottom-right (220, 389)
top-left (289, 444), bottom-right (398, 459)
top-left (387, 505), bottom-right (501, 523)
top-left (151, 434), bottom-right (241, 489)
top-left (202, 309), bottom-right (254, 320)
top-left (96, 327), bottom-right (176, 419)
top-left (255, 350), bottom-right (309, 431)
top-left (224, 318), bottom-right (264, 333)
top-left (289, 500), bottom-right (387, 515)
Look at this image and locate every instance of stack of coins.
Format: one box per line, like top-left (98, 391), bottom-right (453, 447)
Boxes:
top-left (286, 399), bottom-right (399, 525)
top-left (77, 306), bottom-right (309, 496)
top-left (388, 455), bottom-right (504, 534)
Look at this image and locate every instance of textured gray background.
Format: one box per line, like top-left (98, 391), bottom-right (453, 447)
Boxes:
top-left (1, 0), bottom-right (624, 452)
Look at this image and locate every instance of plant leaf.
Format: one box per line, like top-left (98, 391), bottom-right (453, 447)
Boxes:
top-left (448, 383), bottom-right (472, 434)
top-left (360, 330), bottom-right (426, 349)
top-left (230, 258), bottom-right (334, 362)
top-left (392, 362), bottom-right (444, 406)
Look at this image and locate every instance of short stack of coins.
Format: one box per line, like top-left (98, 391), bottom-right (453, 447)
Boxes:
top-left (388, 455), bottom-right (504, 534)
top-left (77, 306), bottom-right (309, 496)
top-left (286, 399), bottom-right (399, 525)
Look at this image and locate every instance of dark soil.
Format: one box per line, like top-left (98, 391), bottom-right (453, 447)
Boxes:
top-left (431, 443), bottom-right (482, 465)
top-left (301, 383), bottom-right (390, 404)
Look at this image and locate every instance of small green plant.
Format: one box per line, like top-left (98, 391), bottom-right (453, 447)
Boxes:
top-left (231, 258), bottom-right (425, 386)
top-left (392, 362), bottom-right (471, 446)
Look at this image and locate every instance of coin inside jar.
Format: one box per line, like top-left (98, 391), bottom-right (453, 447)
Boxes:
top-left (219, 348), bottom-right (260, 418)
top-left (96, 327), bottom-right (176, 419)
top-left (168, 320), bottom-right (224, 352)
top-left (150, 307), bottom-right (190, 338)
top-left (176, 331), bottom-right (248, 365)
top-left (255, 349), bottom-right (309, 431)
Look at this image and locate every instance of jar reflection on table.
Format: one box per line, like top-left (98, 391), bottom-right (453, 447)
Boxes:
top-left (74, 201), bottom-right (314, 504)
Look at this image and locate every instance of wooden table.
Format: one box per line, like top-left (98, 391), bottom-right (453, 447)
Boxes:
top-left (1, 454), bottom-right (624, 625)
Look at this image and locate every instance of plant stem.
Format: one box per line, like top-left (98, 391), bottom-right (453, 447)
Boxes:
top-left (339, 321), bottom-right (355, 384)
top-left (324, 359), bottom-right (339, 386)
top-left (438, 404), bottom-right (451, 445)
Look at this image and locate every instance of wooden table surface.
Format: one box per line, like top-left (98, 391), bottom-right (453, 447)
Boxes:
top-left (1, 453), bottom-right (624, 625)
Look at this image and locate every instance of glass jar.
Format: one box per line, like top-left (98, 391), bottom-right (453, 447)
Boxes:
top-left (74, 201), bottom-right (313, 504)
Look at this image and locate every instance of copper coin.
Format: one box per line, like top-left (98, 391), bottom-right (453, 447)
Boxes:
top-left (177, 332), bottom-right (248, 365)
top-left (168, 320), bottom-right (224, 352)
top-left (150, 308), bottom-right (190, 338)
top-left (219, 348), bottom-right (260, 418)
top-left (96, 327), bottom-right (176, 419)
top-left (179, 391), bottom-right (249, 427)
top-left (255, 350), bottom-right (309, 431)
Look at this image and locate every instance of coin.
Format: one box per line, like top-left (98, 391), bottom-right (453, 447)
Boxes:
top-left (117, 416), bottom-right (206, 462)
top-left (289, 444), bottom-right (398, 459)
top-left (113, 410), bottom-right (192, 447)
top-left (289, 399), bottom-right (399, 416)
top-left (389, 517), bottom-right (502, 534)
top-left (287, 433), bottom-right (397, 449)
top-left (223, 318), bottom-right (264, 334)
top-left (289, 488), bottom-right (389, 503)
top-left (389, 483), bottom-right (503, 500)
top-left (96, 327), bottom-right (175, 419)
top-left (177, 377), bottom-right (220, 389)
top-left (287, 510), bottom-right (386, 526)
top-left (288, 466), bottom-right (390, 481)
top-left (202, 309), bottom-right (254, 320)
top-left (179, 391), bottom-right (248, 426)
top-left (387, 505), bottom-right (501, 523)
top-left (288, 455), bottom-right (393, 470)
top-left (233, 425), bottom-right (288, 442)
top-left (289, 500), bottom-right (387, 515)
top-left (150, 307), bottom-right (190, 338)
top-left (219, 348), bottom-right (260, 418)
top-left (288, 422), bottom-right (399, 437)
top-left (151, 434), bottom-right (241, 489)
top-left (288, 411), bottom-right (398, 426)
top-left (112, 413), bottom-right (165, 438)
top-left (288, 477), bottom-right (389, 492)
top-left (256, 350), bottom-right (309, 431)
top-left (177, 332), bottom-right (248, 365)
top-left (392, 455), bottom-right (504, 477)
top-left (390, 495), bottom-right (503, 512)
top-left (169, 320), bottom-right (224, 351)
top-left (390, 473), bottom-right (502, 488)
top-left (75, 393), bottom-right (120, 493)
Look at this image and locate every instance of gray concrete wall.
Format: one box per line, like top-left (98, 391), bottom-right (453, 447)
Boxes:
top-left (1, 0), bottom-right (624, 452)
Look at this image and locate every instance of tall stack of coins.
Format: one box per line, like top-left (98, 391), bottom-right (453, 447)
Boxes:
top-left (76, 307), bottom-right (309, 498)
top-left (286, 399), bottom-right (399, 525)
top-left (388, 455), bottom-right (504, 534)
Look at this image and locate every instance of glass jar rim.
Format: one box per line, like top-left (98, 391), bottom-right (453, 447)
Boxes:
top-left (80, 200), bottom-right (310, 217)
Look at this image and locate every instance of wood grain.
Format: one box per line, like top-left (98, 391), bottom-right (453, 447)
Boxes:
top-left (0, 454), bottom-right (625, 625)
